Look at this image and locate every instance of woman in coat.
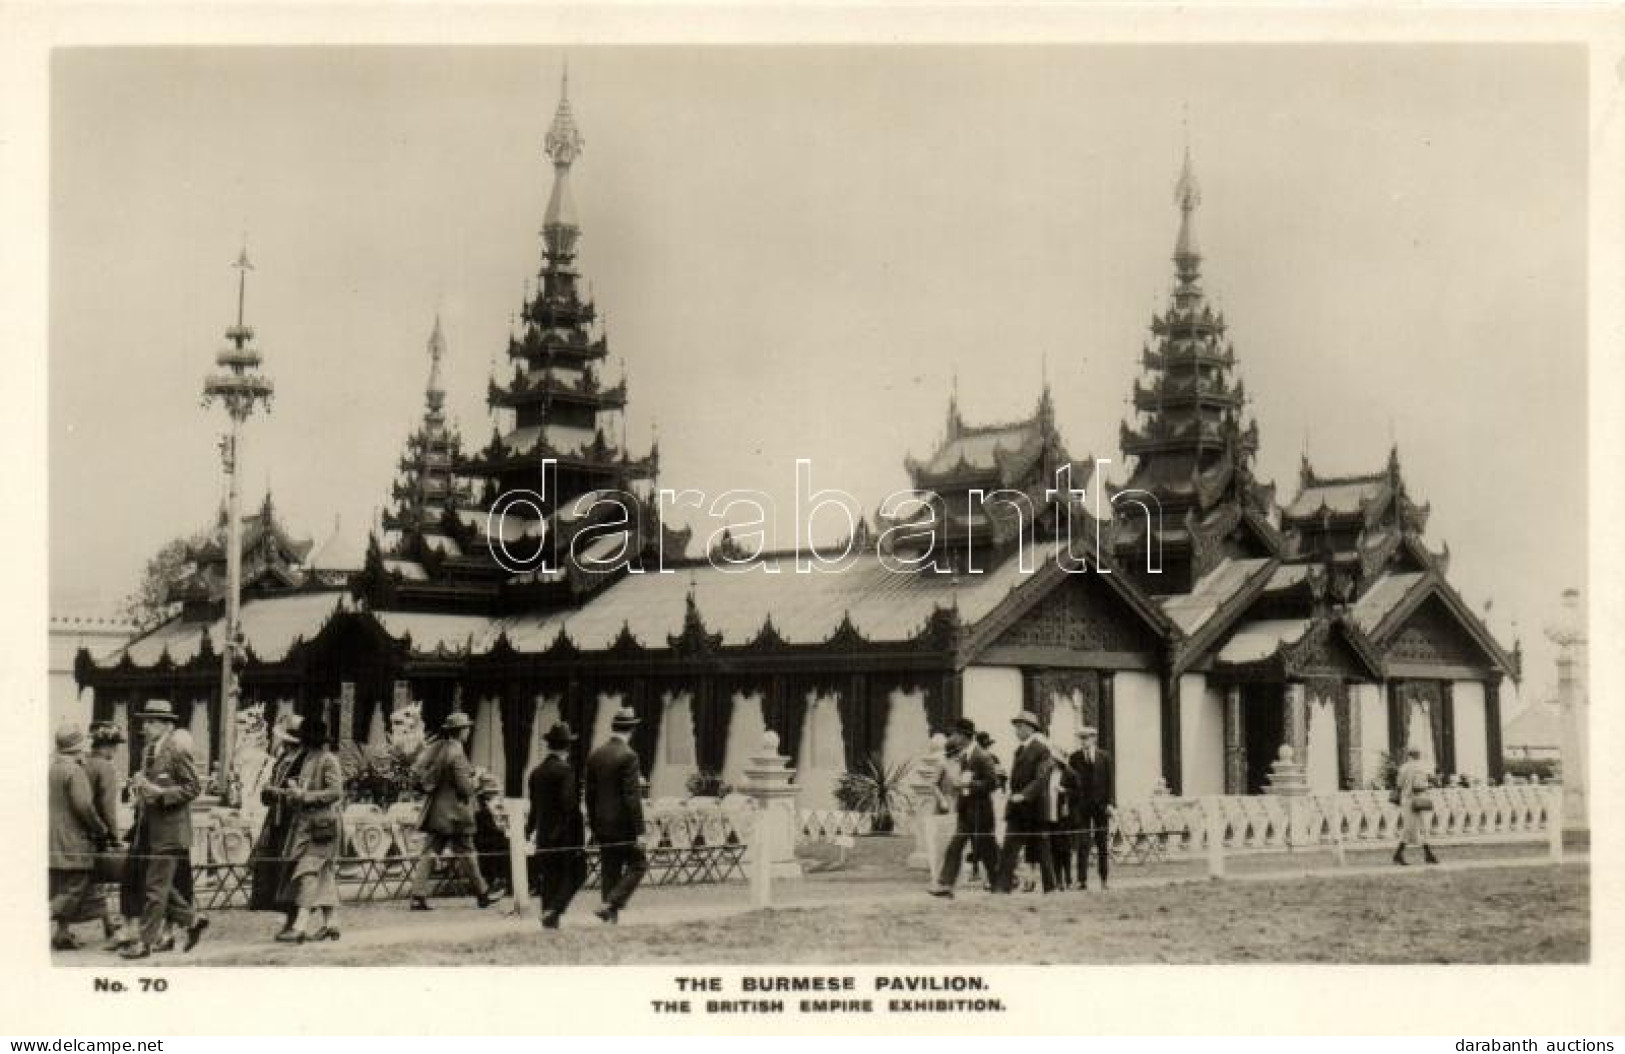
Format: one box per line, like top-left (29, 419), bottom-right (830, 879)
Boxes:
top-left (268, 715), bottom-right (345, 942)
top-left (1393, 746), bottom-right (1440, 866)
top-left (248, 714), bottom-right (309, 939)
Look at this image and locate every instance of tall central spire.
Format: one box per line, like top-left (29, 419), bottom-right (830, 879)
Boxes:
top-left (543, 67), bottom-right (585, 237)
top-left (425, 313), bottom-right (447, 416)
top-left (1172, 145), bottom-right (1203, 291)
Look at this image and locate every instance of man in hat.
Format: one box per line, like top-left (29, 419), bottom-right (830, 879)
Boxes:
top-left (526, 722), bottom-right (586, 929)
top-left (994, 710), bottom-right (1056, 894)
top-left (1067, 725), bottom-right (1115, 891)
top-left (408, 710), bottom-right (492, 910)
top-left (121, 701), bottom-right (208, 959)
top-left (49, 724), bottom-right (110, 950)
top-left (585, 707), bottom-right (647, 923)
top-left (927, 718), bottom-right (999, 899)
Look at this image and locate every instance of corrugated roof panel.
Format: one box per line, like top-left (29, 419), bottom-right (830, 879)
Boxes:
top-left (1351, 572), bottom-right (1425, 634)
top-left (1217, 619), bottom-right (1311, 663)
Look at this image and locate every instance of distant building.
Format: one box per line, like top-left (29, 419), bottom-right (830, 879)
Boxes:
top-left (49, 614), bottom-right (137, 732)
top-left (78, 78), bottom-right (1521, 807)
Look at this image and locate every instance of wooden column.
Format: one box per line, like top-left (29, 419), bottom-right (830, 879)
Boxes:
top-left (1437, 681), bottom-right (1457, 778)
top-left (1338, 686), bottom-right (1361, 791)
top-left (1385, 679), bottom-right (1406, 761)
top-left (1484, 677), bottom-right (1506, 783)
top-left (1223, 684), bottom-right (1246, 795)
top-left (1159, 670), bottom-right (1182, 796)
top-left (1099, 673), bottom-right (1116, 768)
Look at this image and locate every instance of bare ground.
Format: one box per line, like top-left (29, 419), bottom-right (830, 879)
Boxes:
top-left (74, 858), bottom-right (1586, 968)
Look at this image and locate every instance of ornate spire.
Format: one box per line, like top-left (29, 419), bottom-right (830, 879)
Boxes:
top-left (426, 314), bottom-right (446, 414)
top-left (543, 67), bottom-right (584, 234)
top-left (1174, 143), bottom-right (1201, 262)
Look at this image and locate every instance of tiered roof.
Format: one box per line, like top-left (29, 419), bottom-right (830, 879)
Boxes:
top-left (1112, 148), bottom-right (1277, 593)
top-left (167, 491), bottom-right (317, 617)
top-left (894, 386), bottom-right (1101, 566)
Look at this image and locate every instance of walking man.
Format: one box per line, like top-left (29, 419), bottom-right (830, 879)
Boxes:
top-left (995, 711), bottom-right (1056, 894)
top-left (585, 707), bottom-right (647, 924)
top-left (927, 718), bottom-right (999, 899)
top-left (409, 710), bottom-right (493, 911)
top-left (121, 701), bottom-right (208, 959)
top-left (526, 722), bottom-right (586, 930)
top-left (49, 725), bottom-right (109, 950)
top-left (1068, 726), bottom-right (1114, 891)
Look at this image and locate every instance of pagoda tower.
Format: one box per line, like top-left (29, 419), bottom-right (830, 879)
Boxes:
top-left (1113, 148), bottom-right (1277, 593)
top-left (382, 315), bottom-right (468, 549)
top-left (356, 70), bottom-right (679, 614)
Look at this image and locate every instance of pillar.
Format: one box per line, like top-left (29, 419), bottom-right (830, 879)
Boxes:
top-left (1283, 682), bottom-right (1307, 761)
top-left (1223, 684), bottom-right (1246, 795)
top-left (1159, 670), bottom-right (1182, 796)
top-left (1484, 677), bottom-right (1505, 783)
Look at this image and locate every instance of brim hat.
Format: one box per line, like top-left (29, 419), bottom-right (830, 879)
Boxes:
top-left (136, 699), bottom-right (179, 723)
top-left (274, 714), bottom-right (305, 743)
top-left (1011, 711), bottom-right (1042, 730)
top-left (975, 732), bottom-right (995, 748)
top-left (950, 717), bottom-right (977, 738)
top-left (90, 722), bottom-right (126, 748)
top-left (442, 711), bottom-right (474, 732)
top-left (477, 772), bottom-right (502, 796)
top-left (610, 707), bottom-right (640, 733)
top-left (1076, 726), bottom-right (1099, 739)
top-left (543, 722), bottom-right (577, 749)
top-left (55, 725), bottom-right (87, 754)
top-left (297, 714), bottom-right (329, 746)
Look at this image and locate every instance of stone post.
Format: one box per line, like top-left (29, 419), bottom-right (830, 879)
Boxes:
top-left (741, 731), bottom-right (803, 908)
top-left (1263, 744), bottom-right (1310, 848)
top-left (1202, 797), bottom-right (1227, 879)
top-left (504, 797), bottom-right (532, 917)
top-left (1547, 784), bottom-right (1565, 863)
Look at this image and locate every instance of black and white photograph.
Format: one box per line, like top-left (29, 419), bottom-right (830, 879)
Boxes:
top-left (10, 11), bottom-right (1623, 1037)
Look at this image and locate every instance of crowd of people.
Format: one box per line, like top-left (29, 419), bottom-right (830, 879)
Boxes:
top-left (926, 711), bottom-right (1115, 898)
top-left (49, 698), bottom-right (1449, 950)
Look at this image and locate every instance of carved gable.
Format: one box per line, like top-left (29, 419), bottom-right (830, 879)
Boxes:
top-left (1386, 595), bottom-right (1491, 669)
top-left (988, 576), bottom-right (1159, 654)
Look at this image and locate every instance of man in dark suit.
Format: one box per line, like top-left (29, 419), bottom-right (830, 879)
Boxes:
top-left (995, 711), bottom-right (1056, 894)
top-left (120, 700), bottom-right (208, 959)
top-left (927, 718), bottom-right (999, 898)
top-left (1068, 725), bottom-right (1115, 891)
top-left (585, 707), bottom-right (647, 924)
top-left (526, 721), bottom-right (586, 930)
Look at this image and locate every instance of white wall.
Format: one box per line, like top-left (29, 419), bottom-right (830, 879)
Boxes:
top-left (1305, 694), bottom-right (1340, 794)
top-left (962, 665), bottom-right (1023, 738)
top-left (648, 691), bottom-right (696, 800)
top-left (796, 692), bottom-right (845, 810)
top-left (721, 691), bottom-right (768, 788)
top-left (1114, 671), bottom-right (1163, 798)
top-left (1180, 676), bottom-right (1225, 797)
top-left (589, 691), bottom-right (623, 749)
top-left (1355, 684), bottom-right (1387, 786)
top-left (882, 688), bottom-right (930, 776)
top-left (1452, 681), bottom-right (1489, 781)
top-left (1406, 698), bottom-right (1437, 771)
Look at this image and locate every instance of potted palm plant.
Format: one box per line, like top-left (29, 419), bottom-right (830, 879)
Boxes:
top-left (832, 755), bottom-right (913, 835)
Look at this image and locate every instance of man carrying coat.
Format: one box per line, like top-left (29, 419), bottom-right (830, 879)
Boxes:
top-left (526, 721), bottom-right (586, 930)
top-left (927, 718), bottom-right (999, 899)
top-left (585, 707), bottom-right (647, 924)
top-left (121, 700), bottom-right (208, 959)
top-left (994, 710), bottom-right (1056, 894)
top-left (1068, 726), bottom-right (1115, 891)
top-left (408, 710), bottom-right (493, 911)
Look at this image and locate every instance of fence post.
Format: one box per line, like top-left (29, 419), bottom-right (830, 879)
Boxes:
top-left (741, 731), bottom-right (800, 909)
top-left (1331, 796), bottom-right (1348, 868)
top-left (750, 806), bottom-right (773, 909)
top-left (504, 797), bottom-right (531, 918)
top-left (1204, 798), bottom-right (1226, 879)
top-left (1547, 785), bottom-right (1565, 863)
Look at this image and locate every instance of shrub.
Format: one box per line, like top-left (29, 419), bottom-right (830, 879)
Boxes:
top-left (832, 755), bottom-right (913, 834)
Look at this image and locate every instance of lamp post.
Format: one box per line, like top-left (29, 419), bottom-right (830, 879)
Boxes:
top-left (200, 248), bottom-right (275, 806)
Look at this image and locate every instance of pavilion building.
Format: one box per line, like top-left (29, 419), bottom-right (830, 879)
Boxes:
top-left (77, 80), bottom-right (1519, 808)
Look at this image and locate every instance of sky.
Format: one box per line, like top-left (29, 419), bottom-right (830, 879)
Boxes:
top-left (49, 45), bottom-right (1587, 703)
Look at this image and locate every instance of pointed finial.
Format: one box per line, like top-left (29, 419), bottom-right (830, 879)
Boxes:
top-left (544, 65), bottom-right (585, 167)
top-left (1174, 140), bottom-right (1201, 261)
top-left (425, 313), bottom-right (447, 410)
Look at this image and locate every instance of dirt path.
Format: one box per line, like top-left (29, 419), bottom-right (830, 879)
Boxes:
top-left (61, 850), bottom-right (1581, 967)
